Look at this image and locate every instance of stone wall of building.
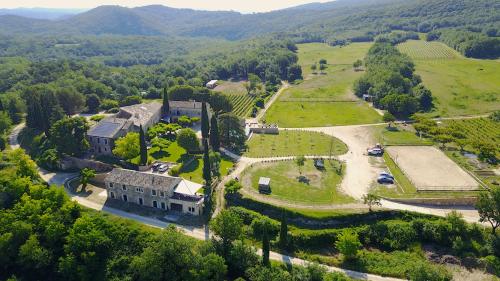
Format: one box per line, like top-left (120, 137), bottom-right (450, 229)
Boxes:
top-left (60, 156), bottom-right (114, 173)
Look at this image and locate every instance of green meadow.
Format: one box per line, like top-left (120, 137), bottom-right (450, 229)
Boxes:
top-left (265, 43), bottom-right (382, 127)
top-left (398, 40), bottom-right (500, 117)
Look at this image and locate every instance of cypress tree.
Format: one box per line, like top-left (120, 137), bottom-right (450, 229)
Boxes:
top-left (262, 227), bottom-right (270, 267)
top-left (162, 87), bottom-right (169, 116)
top-left (0, 98), bottom-right (4, 111)
top-left (209, 115), bottom-right (220, 152)
top-left (279, 211), bottom-right (288, 249)
top-left (139, 125), bottom-right (148, 165)
top-left (202, 138), bottom-right (211, 188)
top-left (201, 102), bottom-right (209, 139)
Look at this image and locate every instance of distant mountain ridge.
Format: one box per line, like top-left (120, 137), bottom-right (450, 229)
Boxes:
top-left (0, 7), bottom-right (86, 20)
top-left (0, 0), bottom-right (498, 41)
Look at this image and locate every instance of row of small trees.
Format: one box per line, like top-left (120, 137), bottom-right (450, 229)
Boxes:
top-left (310, 58), bottom-right (328, 74)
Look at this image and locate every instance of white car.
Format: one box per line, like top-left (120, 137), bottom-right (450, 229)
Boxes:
top-left (158, 164), bottom-right (169, 173)
top-left (367, 148), bottom-right (384, 156)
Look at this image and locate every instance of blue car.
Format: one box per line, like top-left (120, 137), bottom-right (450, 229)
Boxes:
top-left (377, 176), bottom-right (394, 184)
top-left (379, 172), bottom-right (394, 180)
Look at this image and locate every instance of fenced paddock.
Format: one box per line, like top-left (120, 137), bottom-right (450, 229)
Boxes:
top-left (386, 146), bottom-right (480, 192)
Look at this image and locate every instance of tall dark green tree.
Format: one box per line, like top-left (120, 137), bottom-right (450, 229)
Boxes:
top-left (201, 102), bottom-right (210, 139)
top-left (209, 115), bottom-right (220, 152)
top-left (139, 125), bottom-right (148, 165)
top-left (202, 139), bottom-right (212, 188)
top-left (279, 212), bottom-right (288, 250)
top-left (0, 98), bottom-right (4, 111)
top-left (262, 228), bottom-right (270, 267)
top-left (162, 87), bottom-right (170, 116)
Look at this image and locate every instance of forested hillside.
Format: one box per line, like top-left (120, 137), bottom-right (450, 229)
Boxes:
top-left (0, 0), bottom-right (498, 43)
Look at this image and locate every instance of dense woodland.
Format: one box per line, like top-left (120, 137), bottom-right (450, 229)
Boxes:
top-left (354, 42), bottom-right (433, 118)
top-left (0, 0), bottom-right (498, 58)
top-left (0, 149), bottom-right (356, 281)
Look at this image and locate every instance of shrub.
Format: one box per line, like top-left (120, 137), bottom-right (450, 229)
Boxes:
top-left (169, 165), bottom-right (181, 176)
top-left (335, 230), bottom-right (362, 261)
top-left (90, 115), bottom-right (105, 122)
top-left (106, 107), bottom-right (120, 114)
top-left (406, 262), bottom-right (452, 281)
top-left (482, 255), bottom-right (500, 276)
top-left (250, 217), bottom-right (279, 240)
top-left (119, 95), bottom-right (142, 107)
top-left (100, 99), bottom-right (119, 110)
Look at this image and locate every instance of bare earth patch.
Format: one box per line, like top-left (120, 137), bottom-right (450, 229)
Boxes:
top-left (386, 146), bottom-right (480, 191)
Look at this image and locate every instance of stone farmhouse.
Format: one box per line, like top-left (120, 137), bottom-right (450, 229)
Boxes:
top-left (105, 168), bottom-right (204, 215)
top-left (87, 102), bottom-right (162, 155)
top-left (168, 100), bottom-right (211, 123)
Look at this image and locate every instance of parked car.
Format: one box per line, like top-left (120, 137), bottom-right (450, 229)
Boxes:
top-left (377, 176), bottom-right (394, 184)
top-left (152, 163), bottom-right (161, 171)
top-left (368, 148), bottom-right (384, 156)
top-left (379, 172), bottom-right (394, 179)
top-left (158, 164), bottom-right (169, 173)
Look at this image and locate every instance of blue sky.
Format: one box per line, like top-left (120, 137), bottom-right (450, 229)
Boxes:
top-left (0, 0), bottom-right (332, 13)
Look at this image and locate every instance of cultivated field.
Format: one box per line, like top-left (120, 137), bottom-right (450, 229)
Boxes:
top-left (242, 160), bottom-right (354, 204)
top-left (214, 80), bottom-right (255, 117)
top-left (386, 146), bottom-right (480, 191)
top-left (245, 130), bottom-right (347, 158)
top-left (443, 118), bottom-right (500, 145)
top-left (398, 40), bottom-right (500, 116)
top-left (265, 43), bottom-right (382, 127)
top-left (397, 40), bottom-right (458, 59)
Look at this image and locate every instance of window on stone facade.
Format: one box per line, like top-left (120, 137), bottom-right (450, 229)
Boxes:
top-left (122, 185), bottom-right (126, 191)
top-left (104, 139), bottom-right (108, 145)
top-left (160, 191), bottom-right (165, 197)
top-left (152, 189), bottom-right (157, 196)
top-left (138, 198), bottom-right (144, 205)
top-left (161, 202), bottom-right (166, 209)
top-left (153, 201), bottom-right (158, 208)
top-left (97, 138), bottom-right (100, 144)
top-left (110, 191), bottom-right (115, 199)
top-left (136, 187), bottom-right (144, 193)
top-left (188, 207), bottom-right (194, 212)
top-left (123, 194), bottom-right (128, 202)
top-left (109, 183), bottom-right (113, 188)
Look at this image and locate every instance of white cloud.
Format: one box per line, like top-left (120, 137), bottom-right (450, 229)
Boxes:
top-left (0, 0), bottom-right (333, 13)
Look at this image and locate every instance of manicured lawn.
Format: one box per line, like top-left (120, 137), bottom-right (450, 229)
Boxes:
top-left (179, 155), bottom-right (234, 184)
top-left (370, 125), bottom-right (433, 146)
top-left (398, 40), bottom-right (500, 117)
top-left (266, 43), bottom-right (381, 127)
top-left (132, 142), bottom-right (234, 184)
top-left (265, 101), bottom-right (382, 127)
top-left (245, 130), bottom-right (347, 158)
top-left (242, 160), bottom-right (354, 204)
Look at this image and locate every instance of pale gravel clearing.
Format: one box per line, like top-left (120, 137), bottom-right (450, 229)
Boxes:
top-left (386, 146), bottom-right (479, 191)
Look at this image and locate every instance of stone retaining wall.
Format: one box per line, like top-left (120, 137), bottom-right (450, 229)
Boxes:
top-left (384, 196), bottom-right (478, 206)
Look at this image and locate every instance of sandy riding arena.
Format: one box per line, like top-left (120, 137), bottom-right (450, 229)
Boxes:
top-left (386, 146), bottom-right (480, 191)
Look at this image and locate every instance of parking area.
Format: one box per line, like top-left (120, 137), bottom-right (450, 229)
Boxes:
top-left (386, 146), bottom-right (480, 191)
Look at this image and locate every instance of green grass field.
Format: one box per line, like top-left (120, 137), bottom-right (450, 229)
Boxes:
top-left (397, 40), bottom-right (500, 117)
top-left (280, 65), bottom-right (360, 101)
top-left (245, 130), bottom-right (347, 157)
top-left (299, 42), bottom-right (373, 75)
top-left (265, 101), bottom-right (382, 127)
top-left (243, 160), bottom-right (354, 204)
top-left (370, 125), bottom-right (433, 146)
top-left (265, 43), bottom-right (381, 127)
